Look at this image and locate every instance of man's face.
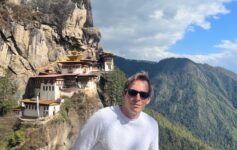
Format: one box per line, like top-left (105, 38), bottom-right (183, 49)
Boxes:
top-left (122, 80), bottom-right (151, 119)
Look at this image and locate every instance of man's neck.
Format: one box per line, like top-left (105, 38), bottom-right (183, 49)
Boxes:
top-left (119, 106), bottom-right (140, 120)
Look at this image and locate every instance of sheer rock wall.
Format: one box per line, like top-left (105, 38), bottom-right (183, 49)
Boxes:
top-left (0, 0), bottom-right (101, 99)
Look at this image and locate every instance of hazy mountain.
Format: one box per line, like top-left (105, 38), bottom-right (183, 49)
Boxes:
top-left (114, 56), bottom-right (237, 150)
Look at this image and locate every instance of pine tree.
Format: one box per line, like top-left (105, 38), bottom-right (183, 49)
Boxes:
top-left (107, 66), bottom-right (126, 106)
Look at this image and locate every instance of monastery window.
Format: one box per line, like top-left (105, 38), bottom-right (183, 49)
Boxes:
top-left (44, 106), bottom-right (48, 110)
top-left (49, 86), bottom-right (51, 91)
top-left (107, 63), bottom-right (112, 70)
top-left (68, 67), bottom-right (73, 73)
top-left (46, 86), bottom-right (48, 91)
top-left (52, 86), bottom-right (54, 91)
top-left (50, 80), bottom-right (54, 84)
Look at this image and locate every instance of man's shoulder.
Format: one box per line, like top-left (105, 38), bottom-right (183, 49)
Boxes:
top-left (141, 111), bottom-right (158, 127)
top-left (96, 106), bottom-right (116, 113)
top-left (93, 106), bottom-right (117, 119)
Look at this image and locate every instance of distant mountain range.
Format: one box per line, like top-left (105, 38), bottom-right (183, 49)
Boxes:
top-left (114, 56), bottom-right (237, 150)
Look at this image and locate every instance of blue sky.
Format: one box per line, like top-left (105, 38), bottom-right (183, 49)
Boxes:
top-left (91, 0), bottom-right (237, 73)
top-left (171, 1), bottom-right (237, 54)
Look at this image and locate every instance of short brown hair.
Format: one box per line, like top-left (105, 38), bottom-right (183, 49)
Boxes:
top-left (123, 71), bottom-right (152, 96)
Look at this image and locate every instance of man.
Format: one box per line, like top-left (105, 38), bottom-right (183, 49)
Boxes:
top-left (73, 71), bottom-right (159, 150)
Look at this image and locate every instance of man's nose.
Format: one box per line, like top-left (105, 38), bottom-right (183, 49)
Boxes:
top-left (134, 93), bottom-right (142, 101)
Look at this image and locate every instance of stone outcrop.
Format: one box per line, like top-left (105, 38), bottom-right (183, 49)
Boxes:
top-left (0, 0), bottom-right (101, 99)
top-left (0, 1), bottom-right (105, 148)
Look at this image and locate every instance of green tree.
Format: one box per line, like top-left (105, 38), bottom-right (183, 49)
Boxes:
top-left (0, 71), bottom-right (17, 116)
top-left (107, 66), bottom-right (127, 106)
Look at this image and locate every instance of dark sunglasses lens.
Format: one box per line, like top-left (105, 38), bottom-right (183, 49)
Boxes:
top-left (128, 89), bottom-right (138, 96)
top-left (140, 92), bottom-right (149, 99)
top-left (128, 89), bottom-right (149, 99)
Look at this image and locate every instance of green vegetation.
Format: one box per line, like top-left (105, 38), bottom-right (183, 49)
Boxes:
top-left (7, 129), bottom-right (26, 148)
top-left (60, 93), bottom-right (86, 120)
top-left (109, 66), bottom-right (127, 105)
top-left (0, 71), bottom-right (20, 149)
top-left (115, 56), bottom-right (237, 150)
top-left (150, 62), bottom-right (237, 150)
top-left (0, 99), bottom-right (16, 117)
top-left (0, 113), bottom-right (23, 150)
top-left (106, 66), bottom-right (127, 105)
top-left (145, 109), bottom-right (215, 150)
top-left (0, 71), bottom-right (17, 116)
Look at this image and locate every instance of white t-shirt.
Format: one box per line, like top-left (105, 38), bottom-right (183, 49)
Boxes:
top-left (73, 106), bottom-right (159, 150)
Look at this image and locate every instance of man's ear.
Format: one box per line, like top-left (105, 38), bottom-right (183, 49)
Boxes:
top-left (122, 92), bottom-right (125, 97)
top-left (145, 98), bottom-right (151, 105)
top-left (122, 90), bottom-right (126, 97)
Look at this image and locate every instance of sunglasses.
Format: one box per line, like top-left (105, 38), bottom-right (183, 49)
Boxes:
top-left (127, 89), bottom-right (150, 100)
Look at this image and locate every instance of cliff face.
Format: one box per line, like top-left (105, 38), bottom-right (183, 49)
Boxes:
top-left (0, 0), bottom-right (101, 99)
top-left (0, 0), bottom-right (105, 149)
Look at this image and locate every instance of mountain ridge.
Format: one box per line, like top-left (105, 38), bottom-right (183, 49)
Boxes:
top-left (114, 55), bottom-right (237, 150)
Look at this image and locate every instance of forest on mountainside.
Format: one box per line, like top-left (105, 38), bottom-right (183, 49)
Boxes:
top-left (103, 65), bottom-right (214, 150)
top-left (115, 56), bottom-right (237, 150)
top-left (145, 109), bottom-right (214, 150)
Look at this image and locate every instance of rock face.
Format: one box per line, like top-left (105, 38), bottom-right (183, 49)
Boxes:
top-left (0, 0), bottom-right (101, 99)
top-left (0, 1), bottom-right (105, 148)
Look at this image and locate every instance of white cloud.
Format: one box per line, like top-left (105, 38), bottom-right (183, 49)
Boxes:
top-left (91, 0), bottom-right (237, 72)
top-left (215, 39), bottom-right (237, 52)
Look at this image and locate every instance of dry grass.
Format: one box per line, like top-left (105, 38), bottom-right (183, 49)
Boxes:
top-left (0, 5), bottom-right (10, 30)
top-left (0, 112), bottom-right (18, 148)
